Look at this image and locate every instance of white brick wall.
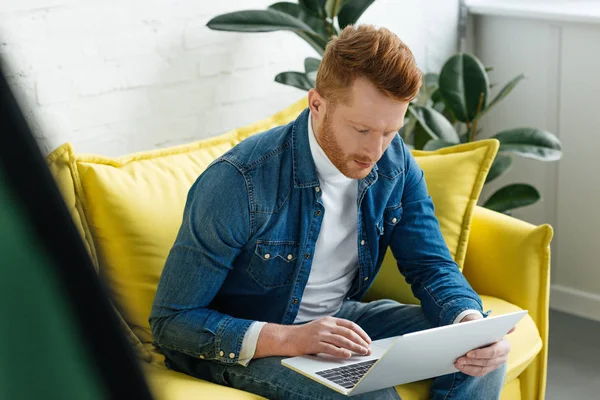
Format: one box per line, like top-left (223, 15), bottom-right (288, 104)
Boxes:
top-left (0, 0), bottom-right (460, 156)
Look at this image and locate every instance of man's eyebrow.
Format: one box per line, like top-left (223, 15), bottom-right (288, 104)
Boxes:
top-left (348, 119), bottom-right (402, 132)
top-left (348, 119), bottom-right (374, 130)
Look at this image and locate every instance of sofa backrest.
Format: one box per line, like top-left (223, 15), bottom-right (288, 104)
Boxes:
top-left (47, 97), bottom-right (498, 356)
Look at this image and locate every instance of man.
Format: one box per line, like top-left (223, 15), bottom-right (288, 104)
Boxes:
top-left (150, 25), bottom-right (512, 399)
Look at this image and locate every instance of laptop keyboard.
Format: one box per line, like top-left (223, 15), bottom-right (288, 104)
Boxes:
top-left (315, 359), bottom-right (378, 389)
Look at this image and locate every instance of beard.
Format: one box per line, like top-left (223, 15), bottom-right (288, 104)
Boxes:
top-left (317, 112), bottom-right (374, 180)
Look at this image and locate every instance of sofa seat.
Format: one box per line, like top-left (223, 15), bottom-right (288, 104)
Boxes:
top-left (143, 295), bottom-right (540, 400)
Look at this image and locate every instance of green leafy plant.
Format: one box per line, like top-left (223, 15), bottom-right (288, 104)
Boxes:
top-left (402, 53), bottom-right (562, 214)
top-left (207, 0), bottom-right (376, 90)
top-left (207, 3), bottom-right (562, 215)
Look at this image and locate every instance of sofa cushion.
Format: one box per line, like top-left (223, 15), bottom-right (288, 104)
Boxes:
top-left (46, 143), bottom-right (98, 269)
top-left (71, 98), bottom-right (308, 344)
top-left (142, 295), bottom-right (535, 400)
top-left (46, 142), bottom-right (153, 362)
top-left (143, 363), bottom-right (264, 400)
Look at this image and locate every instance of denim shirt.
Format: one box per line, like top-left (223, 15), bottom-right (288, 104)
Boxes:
top-left (149, 108), bottom-right (484, 365)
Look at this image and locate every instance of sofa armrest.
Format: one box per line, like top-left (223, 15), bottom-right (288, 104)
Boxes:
top-left (463, 206), bottom-right (553, 400)
top-left (463, 206), bottom-right (553, 324)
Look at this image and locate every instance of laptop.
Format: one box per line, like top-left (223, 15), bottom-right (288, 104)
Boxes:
top-left (0, 64), bottom-right (152, 399)
top-left (282, 310), bottom-right (527, 396)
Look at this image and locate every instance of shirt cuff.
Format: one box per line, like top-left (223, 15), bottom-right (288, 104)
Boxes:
top-left (237, 321), bottom-right (267, 366)
top-left (453, 309), bottom-right (483, 324)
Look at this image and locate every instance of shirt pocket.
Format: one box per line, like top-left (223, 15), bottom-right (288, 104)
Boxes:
top-left (375, 204), bottom-right (403, 236)
top-left (246, 240), bottom-right (299, 289)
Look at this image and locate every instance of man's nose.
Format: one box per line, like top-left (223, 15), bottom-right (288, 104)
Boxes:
top-left (364, 137), bottom-right (384, 161)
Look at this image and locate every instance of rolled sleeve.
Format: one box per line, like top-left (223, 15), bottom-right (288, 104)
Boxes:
top-left (237, 321), bottom-right (267, 366)
top-left (452, 309), bottom-right (483, 324)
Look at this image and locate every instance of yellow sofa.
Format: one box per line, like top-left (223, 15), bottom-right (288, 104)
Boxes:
top-left (47, 98), bottom-right (552, 400)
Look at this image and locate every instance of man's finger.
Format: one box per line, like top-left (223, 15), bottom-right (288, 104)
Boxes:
top-left (334, 318), bottom-right (372, 344)
top-left (507, 326), bottom-right (516, 335)
top-left (455, 356), bottom-right (508, 368)
top-left (467, 340), bottom-right (510, 359)
top-left (457, 364), bottom-right (493, 377)
top-left (332, 326), bottom-right (370, 350)
top-left (319, 342), bottom-right (351, 358)
top-left (326, 333), bottom-right (369, 355)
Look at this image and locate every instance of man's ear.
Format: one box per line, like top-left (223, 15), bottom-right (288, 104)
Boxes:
top-left (308, 88), bottom-right (326, 122)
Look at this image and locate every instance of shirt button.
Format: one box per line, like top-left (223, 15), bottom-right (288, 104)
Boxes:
top-left (360, 240), bottom-right (365, 246)
top-left (392, 217), bottom-right (397, 224)
top-left (219, 351), bottom-right (224, 357)
top-left (292, 298), bottom-right (299, 304)
top-left (200, 355), bottom-right (205, 359)
top-left (364, 276), bottom-right (369, 281)
top-left (229, 353), bottom-right (236, 359)
top-left (315, 187), bottom-right (320, 193)
top-left (264, 253), bottom-right (271, 259)
top-left (315, 210), bottom-right (322, 216)
top-left (287, 254), bottom-right (293, 260)
top-left (305, 253), bottom-right (311, 259)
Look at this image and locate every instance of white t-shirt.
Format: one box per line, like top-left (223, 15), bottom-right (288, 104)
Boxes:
top-left (293, 112), bottom-right (359, 323)
top-left (237, 111), bottom-right (359, 364)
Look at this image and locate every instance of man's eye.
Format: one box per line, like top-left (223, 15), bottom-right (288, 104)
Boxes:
top-left (355, 128), bottom-right (369, 133)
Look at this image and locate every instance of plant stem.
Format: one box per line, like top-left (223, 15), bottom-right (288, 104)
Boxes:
top-left (466, 120), bottom-right (472, 142)
top-left (323, 18), bottom-right (335, 38)
top-left (471, 92), bottom-right (485, 141)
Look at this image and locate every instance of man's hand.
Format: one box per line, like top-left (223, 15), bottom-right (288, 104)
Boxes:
top-left (254, 316), bottom-right (372, 359)
top-left (454, 313), bottom-right (516, 377)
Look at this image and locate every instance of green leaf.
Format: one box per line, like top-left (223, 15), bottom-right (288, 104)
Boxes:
top-left (413, 123), bottom-right (431, 150)
top-left (325, 0), bottom-right (351, 18)
top-left (338, 0), bottom-right (376, 28)
top-left (304, 57), bottom-right (321, 73)
top-left (485, 154), bottom-right (512, 183)
top-left (483, 184), bottom-right (540, 213)
top-left (275, 71), bottom-right (315, 91)
top-left (431, 88), bottom-right (442, 104)
top-left (423, 139), bottom-right (456, 151)
top-left (478, 74), bottom-right (525, 120)
top-left (494, 128), bottom-right (562, 161)
top-left (417, 73), bottom-right (440, 106)
top-left (207, 9), bottom-right (327, 55)
top-left (299, 0), bottom-right (326, 18)
top-left (269, 2), bottom-right (328, 38)
top-left (399, 115), bottom-right (417, 143)
top-left (433, 99), bottom-right (445, 114)
top-left (408, 106), bottom-right (460, 143)
top-left (439, 53), bottom-right (489, 123)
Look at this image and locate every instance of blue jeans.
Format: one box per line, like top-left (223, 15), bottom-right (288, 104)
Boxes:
top-left (163, 299), bottom-right (506, 399)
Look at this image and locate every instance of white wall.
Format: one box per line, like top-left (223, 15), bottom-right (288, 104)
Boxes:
top-left (469, 7), bottom-right (600, 322)
top-left (0, 0), bottom-right (461, 156)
